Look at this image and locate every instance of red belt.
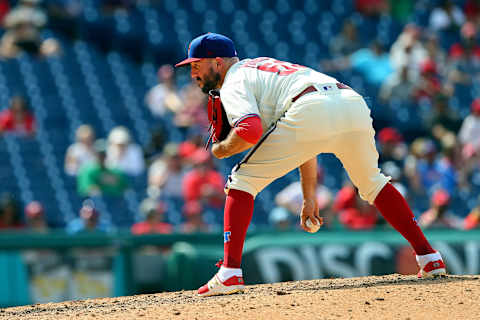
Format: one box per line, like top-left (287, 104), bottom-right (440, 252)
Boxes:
top-left (292, 83), bottom-right (352, 103)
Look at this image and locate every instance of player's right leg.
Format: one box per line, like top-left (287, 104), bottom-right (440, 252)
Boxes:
top-left (327, 91), bottom-right (446, 277)
top-left (330, 129), bottom-right (446, 277)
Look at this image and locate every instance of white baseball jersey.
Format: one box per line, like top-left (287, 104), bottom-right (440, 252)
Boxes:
top-left (220, 57), bottom-right (390, 205)
top-left (219, 57), bottom-right (338, 130)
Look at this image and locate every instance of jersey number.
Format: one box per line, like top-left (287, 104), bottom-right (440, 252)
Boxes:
top-left (243, 57), bottom-right (306, 76)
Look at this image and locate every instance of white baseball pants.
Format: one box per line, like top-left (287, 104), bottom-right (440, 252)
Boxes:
top-left (226, 84), bottom-right (390, 204)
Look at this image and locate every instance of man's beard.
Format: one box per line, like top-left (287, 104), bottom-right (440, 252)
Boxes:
top-left (199, 68), bottom-right (221, 94)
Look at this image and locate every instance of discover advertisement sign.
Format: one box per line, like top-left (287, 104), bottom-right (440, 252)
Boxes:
top-left (242, 231), bottom-right (480, 284)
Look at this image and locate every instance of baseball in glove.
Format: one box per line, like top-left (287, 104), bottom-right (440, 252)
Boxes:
top-left (205, 89), bottom-right (231, 149)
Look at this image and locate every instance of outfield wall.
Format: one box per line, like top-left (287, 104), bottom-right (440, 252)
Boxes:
top-left (0, 230), bottom-right (478, 307)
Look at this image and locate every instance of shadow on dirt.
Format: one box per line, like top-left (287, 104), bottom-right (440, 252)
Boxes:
top-left (280, 275), bottom-right (479, 292)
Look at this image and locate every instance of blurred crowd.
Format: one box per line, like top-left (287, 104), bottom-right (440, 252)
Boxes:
top-left (0, 0), bottom-right (480, 234)
top-left (0, 0), bottom-right (61, 59)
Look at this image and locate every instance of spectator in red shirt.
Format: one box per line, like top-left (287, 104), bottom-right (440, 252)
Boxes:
top-left (449, 22), bottom-right (480, 60)
top-left (182, 150), bottom-right (225, 209)
top-left (446, 23), bottom-right (480, 92)
top-left (177, 133), bottom-right (206, 166)
top-left (0, 95), bottom-right (35, 135)
top-left (413, 60), bottom-right (443, 102)
top-left (464, 197), bottom-right (480, 230)
top-left (24, 201), bottom-right (48, 233)
top-left (418, 189), bottom-right (464, 229)
top-left (333, 184), bottom-right (379, 230)
top-left (355, 0), bottom-right (389, 17)
top-left (131, 198), bottom-right (172, 235)
top-left (377, 127), bottom-right (408, 166)
top-left (0, 1), bottom-right (9, 25)
top-left (180, 201), bottom-right (212, 233)
top-left (464, 0), bottom-right (480, 24)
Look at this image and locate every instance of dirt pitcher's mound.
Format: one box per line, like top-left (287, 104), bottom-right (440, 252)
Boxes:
top-left (1, 274), bottom-right (479, 320)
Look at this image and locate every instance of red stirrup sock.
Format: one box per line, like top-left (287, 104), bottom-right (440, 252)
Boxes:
top-left (374, 183), bottom-right (435, 255)
top-left (223, 189), bottom-right (254, 268)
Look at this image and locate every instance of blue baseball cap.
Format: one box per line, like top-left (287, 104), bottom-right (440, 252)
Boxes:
top-left (175, 33), bottom-right (237, 67)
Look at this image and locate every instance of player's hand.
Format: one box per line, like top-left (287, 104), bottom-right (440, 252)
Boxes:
top-left (300, 198), bottom-right (323, 232)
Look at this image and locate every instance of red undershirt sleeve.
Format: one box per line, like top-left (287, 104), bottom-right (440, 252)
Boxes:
top-left (233, 114), bottom-right (263, 145)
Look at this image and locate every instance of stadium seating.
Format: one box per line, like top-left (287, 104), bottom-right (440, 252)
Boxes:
top-left (0, 0), bottom-right (476, 229)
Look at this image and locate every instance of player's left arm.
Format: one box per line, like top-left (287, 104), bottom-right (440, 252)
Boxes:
top-left (211, 115), bottom-right (262, 159)
top-left (211, 130), bottom-right (253, 159)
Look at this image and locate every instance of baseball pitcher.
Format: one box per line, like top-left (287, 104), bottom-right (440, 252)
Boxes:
top-left (175, 33), bottom-right (446, 297)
